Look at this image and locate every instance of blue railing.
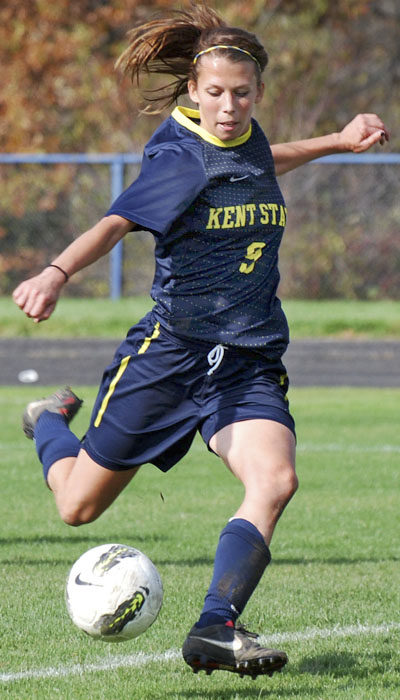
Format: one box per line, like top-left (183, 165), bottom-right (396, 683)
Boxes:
top-left (1, 152), bottom-right (398, 298)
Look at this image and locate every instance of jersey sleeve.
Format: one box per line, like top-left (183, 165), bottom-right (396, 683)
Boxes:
top-left (106, 142), bottom-right (208, 236)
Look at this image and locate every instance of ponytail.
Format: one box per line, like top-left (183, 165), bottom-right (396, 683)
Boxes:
top-left (116, 1), bottom-right (268, 113)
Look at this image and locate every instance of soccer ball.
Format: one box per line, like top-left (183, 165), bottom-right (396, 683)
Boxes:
top-left (65, 543), bottom-right (163, 642)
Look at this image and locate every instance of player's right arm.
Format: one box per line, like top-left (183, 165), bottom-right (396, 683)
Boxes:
top-left (12, 214), bottom-right (134, 323)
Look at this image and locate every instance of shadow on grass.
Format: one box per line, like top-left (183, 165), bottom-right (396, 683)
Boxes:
top-left (0, 534), bottom-right (217, 568)
top-left (298, 651), bottom-right (396, 679)
top-left (274, 556), bottom-right (400, 565)
top-left (0, 532), bottom-right (170, 567)
top-left (168, 688), bottom-right (287, 699)
top-left (0, 532), bottom-right (168, 546)
top-left (166, 678), bottom-right (323, 699)
top-left (2, 535), bottom-right (398, 569)
top-left (169, 649), bottom-right (397, 698)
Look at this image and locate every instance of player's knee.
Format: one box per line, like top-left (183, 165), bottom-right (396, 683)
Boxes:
top-left (258, 460), bottom-right (298, 507)
top-left (279, 465), bottom-right (298, 504)
top-left (58, 501), bottom-right (101, 527)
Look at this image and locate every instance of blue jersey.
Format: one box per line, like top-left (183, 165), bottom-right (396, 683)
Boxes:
top-left (107, 106), bottom-right (289, 356)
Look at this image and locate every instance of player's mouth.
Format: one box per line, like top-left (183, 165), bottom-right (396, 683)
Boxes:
top-left (218, 121), bottom-right (240, 134)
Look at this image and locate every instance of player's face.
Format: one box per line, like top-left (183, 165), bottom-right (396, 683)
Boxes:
top-left (188, 55), bottom-right (264, 141)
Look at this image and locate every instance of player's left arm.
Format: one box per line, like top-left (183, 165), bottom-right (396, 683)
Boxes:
top-left (271, 113), bottom-right (390, 176)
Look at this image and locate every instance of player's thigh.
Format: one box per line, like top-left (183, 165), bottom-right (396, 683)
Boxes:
top-left (60, 448), bottom-right (139, 524)
top-left (209, 418), bottom-right (296, 488)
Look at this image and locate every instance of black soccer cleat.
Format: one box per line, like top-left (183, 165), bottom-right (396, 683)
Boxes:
top-left (22, 386), bottom-right (83, 439)
top-left (182, 621), bottom-right (288, 679)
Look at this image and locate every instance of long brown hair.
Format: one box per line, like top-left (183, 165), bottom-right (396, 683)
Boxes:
top-left (116, 1), bottom-right (268, 113)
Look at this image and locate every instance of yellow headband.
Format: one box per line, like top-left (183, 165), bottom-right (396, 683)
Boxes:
top-left (193, 45), bottom-right (261, 70)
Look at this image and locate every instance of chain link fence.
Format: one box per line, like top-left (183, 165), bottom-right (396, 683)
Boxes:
top-left (1, 154), bottom-right (399, 300)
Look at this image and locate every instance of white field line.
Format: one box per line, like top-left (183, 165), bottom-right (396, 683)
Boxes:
top-left (2, 622), bottom-right (400, 684)
top-left (297, 443), bottom-right (400, 453)
top-left (260, 621), bottom-right (400, 644)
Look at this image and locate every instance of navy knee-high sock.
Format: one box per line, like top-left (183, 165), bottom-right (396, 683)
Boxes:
top-left (34, 410), bottom-right (81, 483)
top-left (196, 518), bottom-right (271, 628)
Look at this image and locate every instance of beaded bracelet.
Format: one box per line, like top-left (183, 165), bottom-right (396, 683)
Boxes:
top-left (47, 264), bottom-right (69, 282)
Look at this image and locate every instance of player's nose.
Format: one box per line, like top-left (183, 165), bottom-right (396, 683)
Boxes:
top-left (222, 92), bottom-right (235, 113)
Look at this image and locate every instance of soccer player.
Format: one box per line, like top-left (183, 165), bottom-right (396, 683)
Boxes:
top-left (13, 1), bottom-right (388, 680)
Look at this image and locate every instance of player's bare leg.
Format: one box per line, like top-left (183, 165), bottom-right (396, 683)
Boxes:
top-left (210, 418), bottom-right (297, 544)
top-left (46, 451), bottom-right (139, 526)
top-left (23, 386), bottom-right (139, 526)
top-left (182, 419), bottom-right (297, 678)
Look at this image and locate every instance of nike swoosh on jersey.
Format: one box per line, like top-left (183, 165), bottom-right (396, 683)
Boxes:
top-left (229, 175), bottom-right (250, 182)
top-left (199, 636), bottom-right (243, 651)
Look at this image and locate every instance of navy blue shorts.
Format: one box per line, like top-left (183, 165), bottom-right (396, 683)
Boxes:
top-left (82, 312), bottom-right (295, 473)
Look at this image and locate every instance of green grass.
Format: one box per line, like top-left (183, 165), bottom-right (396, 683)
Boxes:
top-left (1, 295), bottom-right (400, 338)
top-left (1, 386), bottom-right (399, 699)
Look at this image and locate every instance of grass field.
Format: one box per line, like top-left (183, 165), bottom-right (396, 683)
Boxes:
top-left (1, 296), bottom-right (400, 338)
top-left (1, 385), bottom-right (399, 699)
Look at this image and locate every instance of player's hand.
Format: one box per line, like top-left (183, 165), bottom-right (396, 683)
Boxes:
top-left (12, 268), bottom-right (65, 322)
top-left (338, 114), bottom-right (389, 153)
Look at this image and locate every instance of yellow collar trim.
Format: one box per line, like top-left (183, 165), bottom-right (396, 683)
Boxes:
top-left (172, 106), bottom-right (252, 147)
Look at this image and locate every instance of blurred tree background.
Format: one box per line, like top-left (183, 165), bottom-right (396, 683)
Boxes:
top-left (0, 0), bottom-right (399, 298)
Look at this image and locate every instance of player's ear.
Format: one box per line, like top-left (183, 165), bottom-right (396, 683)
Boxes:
top-left (255, 81), bottom-right (264, 104)
top-left (187, 80), bottom-right (199, 104)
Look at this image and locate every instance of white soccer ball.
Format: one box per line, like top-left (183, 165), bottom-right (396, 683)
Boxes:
top-left (65, 543), bottom-right (163, 642)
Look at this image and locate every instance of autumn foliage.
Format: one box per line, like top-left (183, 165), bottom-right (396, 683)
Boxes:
top-left (0, 0), bottom-right (398, 298)
top-left (1, 0), bottom-right (398, 151)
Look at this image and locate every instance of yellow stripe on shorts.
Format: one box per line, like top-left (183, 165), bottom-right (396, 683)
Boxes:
top-left (94, 354), bottom-right (131, 428)
top-left (93, 322), bottom-right (161, 428)
top-left (279, 372), bottom-right (289, 401)
top-left (137, 321), bottom-right (160, 354)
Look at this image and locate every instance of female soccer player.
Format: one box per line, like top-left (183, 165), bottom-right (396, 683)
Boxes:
top-left (13, 2), bottom-right (388, 680)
